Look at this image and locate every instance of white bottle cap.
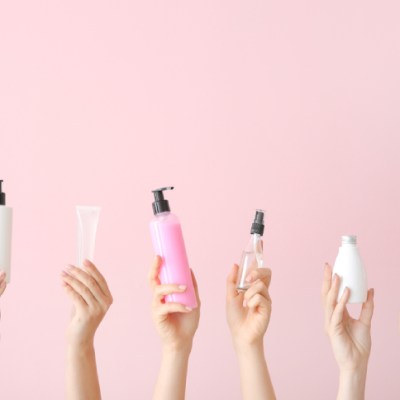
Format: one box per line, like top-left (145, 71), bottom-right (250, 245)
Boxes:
top-left (342, 235), bottom-right (357, 244)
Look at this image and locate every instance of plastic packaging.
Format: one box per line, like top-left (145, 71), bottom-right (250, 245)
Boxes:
top-left (0, 180), bottom-right (12, 283)
top-left (76, 206), bottom-right (101, 267)
top-left (149, 187), bottom-right (197, 309)
top-left (237, 210), bottom-right (265, 291)
top-left (332, 235), bottom-right (368, 304)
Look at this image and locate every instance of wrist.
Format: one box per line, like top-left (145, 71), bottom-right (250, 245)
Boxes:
top-left (234, 339), bottom-right (265, 361)
top-left (339, 366), bottom-right (368, 381)
top-left (67, 338), bottom-right (95, 354)
top-left (338, 367), bottom-right (368, 400)
top-left (339, 361), bottom-right (368, 377)
top-left (234, 338), bottom-right (264, 354)
top-left (162, 340), bottom-right (193, 357)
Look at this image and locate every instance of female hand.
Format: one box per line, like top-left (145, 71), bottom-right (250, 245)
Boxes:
top-left (62, 259), bottom-right (113, 348)
top-left (149, 256), bottom-right (200, 352)
top-left (0, 271), bottom-right (6, 296)
top-left (226, 264), bottom-right (272, 347)
top-left (321, 263), bottom-right (374, 373)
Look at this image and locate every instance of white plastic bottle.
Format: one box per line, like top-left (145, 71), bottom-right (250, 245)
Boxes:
top-left (0, 180), bottom-right (13, 283)
top-left (332, 235), bottom-right (368, 304)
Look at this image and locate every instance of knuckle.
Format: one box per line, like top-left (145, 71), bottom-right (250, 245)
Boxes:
top-left (257, 280), bottom-right (267, 290)
top-left (87, 277), bottom-right (96, 289)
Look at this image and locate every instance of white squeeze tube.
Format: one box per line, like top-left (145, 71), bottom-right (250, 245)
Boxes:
top-left (76, 206), bottom-right (101, 267)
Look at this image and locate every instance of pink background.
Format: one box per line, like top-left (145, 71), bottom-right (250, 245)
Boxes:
top-left (1, 1), bottom-right (400, 399)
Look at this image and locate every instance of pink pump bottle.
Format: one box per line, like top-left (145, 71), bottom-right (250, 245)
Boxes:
top-left (149, 187), bottom-right (197, 309)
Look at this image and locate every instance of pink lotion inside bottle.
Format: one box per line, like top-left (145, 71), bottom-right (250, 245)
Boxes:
top-left (150, 187), bottom-right (197, 309)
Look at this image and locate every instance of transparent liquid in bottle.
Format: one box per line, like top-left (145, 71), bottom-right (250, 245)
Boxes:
top-left (237, 234), bottom-right (264, 291)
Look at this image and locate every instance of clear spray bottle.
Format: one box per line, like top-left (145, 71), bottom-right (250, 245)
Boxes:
top-left (236, 210), bottom-right (265, 291)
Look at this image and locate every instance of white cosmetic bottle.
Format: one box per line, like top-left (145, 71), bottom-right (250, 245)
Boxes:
top-left (0, 180), bottom-right (13, 283)
top-left (332, 235), bottom-right (368, 304)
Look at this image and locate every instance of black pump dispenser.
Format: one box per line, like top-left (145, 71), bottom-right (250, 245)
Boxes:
top-left (250, 209), bottom-right (265, 235)
top-left (0, 180), bottom-right (6, 206)
top-left (152, 187), bottom-right (174, 215)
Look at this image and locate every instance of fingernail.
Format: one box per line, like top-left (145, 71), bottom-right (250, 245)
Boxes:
top-left (178, 285), bottom-right (187, 290)
top-left (61, 270), bottom-right (68, 277)
top-left (245, 274), bottom-right (253, 283)
top-left (0, 271), bottom-right (5, 278)
top-left (185, 307), bottom-right (192, 311)
top-left (66, 265), bottom-right (74, 271)
top-left (371, 288), bottom-right (375, 297)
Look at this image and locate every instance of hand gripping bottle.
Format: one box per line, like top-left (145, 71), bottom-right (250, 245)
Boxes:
top-left (149, 187), bottom-right (197, 308)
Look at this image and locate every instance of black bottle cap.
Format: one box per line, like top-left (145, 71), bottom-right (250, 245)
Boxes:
top-left (0, 180), bottom-right (5, 206)
top-left (152, 187), bottom-right (174, 215)
top-left (250, 209), bottom-right (265, 235)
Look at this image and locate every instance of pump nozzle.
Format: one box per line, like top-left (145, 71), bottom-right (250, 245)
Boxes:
top-left (251, 209), bottom-right (265, 235)
top-left (0, 180), bottom-right (5, 206)
top-left (152, 186), bottom-right (174, 215)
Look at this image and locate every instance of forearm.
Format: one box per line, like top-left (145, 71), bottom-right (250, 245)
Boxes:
top-left (153, 344), bottom-right (192, 400)
top-left (235, 341), bottom-right (276, 400)
top-left (337, 368), bottom-right (367, 400)
top-left (67, 343), bottom-right (101, 400)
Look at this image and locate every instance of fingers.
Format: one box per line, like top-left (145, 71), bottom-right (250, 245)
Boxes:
top-left (246, 267), bottom-right (272, 288)
top-left (153, 284), bottom-right (187, 303)
top-left (359, 288), bottom-right (374, 327)
top-left (191, 269), bottom-right (201, 306)
top-left (149, 256), bottom-right (162, 288)
top-left (0, 271), bottom-right (6, 296)
top-left (82, 259), bottom-right (112, 299)
top-left (325, 273), bottom-right (340, 321)
top-left (62, 281), bottom-right (87, 309)
top-left (155, 302), bottom-right (193, 317)
top-left (246, 293), bottom-right (270, 311)
top-left (244, 279), bottom-right (269, 307)
top-left (321, 263), bottom-right (332, 298)
top-left (65, 265), bottom-right (109, 305)
top-left (61, 269), bottom-right (98, 307)
top-left (331, 287), bottom-right (350, 328)
top-left (226, 264), bottom-right (239, 300)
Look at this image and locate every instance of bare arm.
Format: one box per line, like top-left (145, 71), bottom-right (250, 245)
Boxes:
top-left (321, 264), bottom-right (374, 400)
top-left (67, 343), bottom-right (101, 400)
top-left (226, 265), bottom-right (276, 400)
top-left (62, 260), bottom-right (113, 400)
top-left (149, 256), bottom-right (200, 400)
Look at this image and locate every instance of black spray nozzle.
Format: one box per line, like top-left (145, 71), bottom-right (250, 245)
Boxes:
top-left (152, 186), bottom-right (174, 215)
top-left (250, 209), bottom-right (265, 235)
top-left (0, 180), bottom-right (5, 206)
